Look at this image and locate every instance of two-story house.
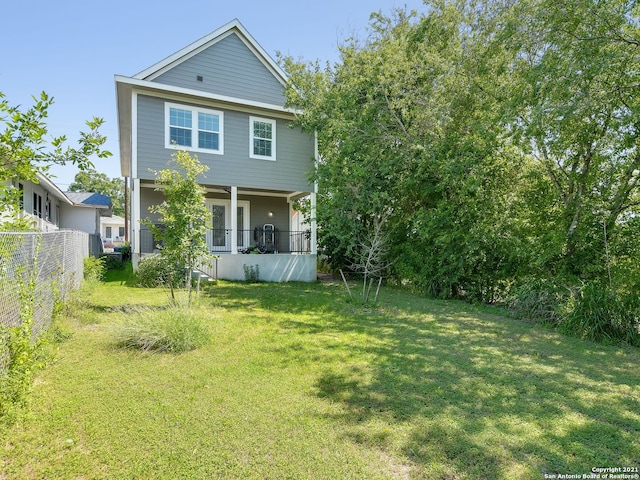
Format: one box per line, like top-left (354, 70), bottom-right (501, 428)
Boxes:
top-left (115, 19), bottom-right (317, 281)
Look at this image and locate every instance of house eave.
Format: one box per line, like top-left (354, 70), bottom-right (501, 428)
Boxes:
top-left (116, 75), bottom-right (298, 115)
top-left (35, 172), bottom-right (74, 205)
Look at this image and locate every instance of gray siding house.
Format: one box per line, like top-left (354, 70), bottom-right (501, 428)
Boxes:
top-left (115, 19), bottom-right (317, 281)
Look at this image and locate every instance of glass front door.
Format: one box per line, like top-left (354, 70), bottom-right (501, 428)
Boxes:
top-left (206, 200), bottom-right (250, 252)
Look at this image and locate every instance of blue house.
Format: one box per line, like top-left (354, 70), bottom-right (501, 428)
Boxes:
top-left (115, 19), bottom-right (317, 281)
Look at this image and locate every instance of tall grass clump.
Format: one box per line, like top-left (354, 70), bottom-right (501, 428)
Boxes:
top-left (507, 278), bottom-right (569, 325)
top-left (509, 278), bottom-right (640, 346)
top-left (561, 282), bottom-right (640, 346)
top-left (113, 306), bottom-right (209, 353)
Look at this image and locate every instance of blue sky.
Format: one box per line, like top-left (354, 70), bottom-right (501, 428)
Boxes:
top-left (2, 0), bottom-right (427, 189)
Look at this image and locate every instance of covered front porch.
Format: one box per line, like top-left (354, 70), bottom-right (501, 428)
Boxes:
top-left (132, 180), bottom-right (317, 282)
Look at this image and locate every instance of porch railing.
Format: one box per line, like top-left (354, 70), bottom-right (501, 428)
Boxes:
top-left (139, 227), bottom-right (311, 254)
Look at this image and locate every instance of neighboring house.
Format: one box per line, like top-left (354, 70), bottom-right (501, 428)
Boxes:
top-left (100, 215), bottom-right (126, 244)
top-left (6, 173), bottom-right (69, 232)
top-left (62, 192), bottom-right (112, 235)
top-left (115, 19), bottom-right (317, 281)
top-left (3, 173), bottom-right (112, 234)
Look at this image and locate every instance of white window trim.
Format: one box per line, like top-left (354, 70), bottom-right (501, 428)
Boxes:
top-left (249, 116), bottom-right (276, 161)
top-left (165, 102), bottom-right (224, 155)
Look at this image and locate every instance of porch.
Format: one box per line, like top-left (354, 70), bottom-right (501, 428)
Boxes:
top-left (200, 253), bottom-right (317, 282)
top-left (140, 226), bottom-right (316, 282)
top-left (140, 227), bottom-right (312, 255)
top-left (132, 182), bottom-right (317, 282)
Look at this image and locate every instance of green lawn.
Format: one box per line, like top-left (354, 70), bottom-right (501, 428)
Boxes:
top-left (1, 272), bottom-right (639, 479)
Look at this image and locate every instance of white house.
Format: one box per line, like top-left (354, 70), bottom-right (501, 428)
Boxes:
top-left (100, 215), bottom-right (126, 244)
top-left (62, 192), bottom-right (112, 235)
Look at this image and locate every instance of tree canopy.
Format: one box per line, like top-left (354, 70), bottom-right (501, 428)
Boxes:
top-left (69, 168), bottom-right (125, 217)
top-left (283, 0), bottom-right (640, 308)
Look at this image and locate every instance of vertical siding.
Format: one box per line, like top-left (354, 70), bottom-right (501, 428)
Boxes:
top-left (136, 95), bottom-right (315, 192)
top-left (152, 33), bottom-right (286, 106)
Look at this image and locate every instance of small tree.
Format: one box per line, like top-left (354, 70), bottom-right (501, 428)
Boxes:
top-left (144, 150), bottom-right (213, 305)
top-left (340, 211), bottom-right (393, 304)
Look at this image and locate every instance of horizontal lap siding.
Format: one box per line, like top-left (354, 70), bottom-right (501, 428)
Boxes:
top-left (136, 95), bottom-right (314, 192)
top-left (152, 33), bottom-right (286, 106)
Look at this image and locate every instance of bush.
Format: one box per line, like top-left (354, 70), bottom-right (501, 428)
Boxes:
top-left (509, 278), bottom-right (640, 346)
top-left (0, 320), bottom-right (53, 423)
top-left (507, 278), bottom-right (569, 325)
top-left (120, 243), bottom-right (131, 261)
top-left (83, 256), bottom-right (105, 282)
top-left (113, 306), bottom-right (210, 353)
top-left (136, 255), bottom-right (184, 288)
top-left (101, 254), bottom-right (124, 271)
top-left (561, 282), bottom-right (640, 346)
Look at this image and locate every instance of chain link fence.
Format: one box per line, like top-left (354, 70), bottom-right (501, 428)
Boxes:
top-left (0, 230), bottom-right (88, 345)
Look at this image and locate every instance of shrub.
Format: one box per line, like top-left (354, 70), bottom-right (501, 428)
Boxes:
top-left (0, 317), bottom-right (53, 422)
top-left (507, 278), bottom-right (569, 325)
top-left (100, 253), bottom-right (124, 271)
top-left (561, 282), bottom-right (640, 346)
top-left (83, 256), bottom-right (106, 282)
top-left (113, 306), bottom-right (209, 353)
top-left (120, 243), bottom-right (131, 261)
top-left (136, 255), bottom-right (183, 288)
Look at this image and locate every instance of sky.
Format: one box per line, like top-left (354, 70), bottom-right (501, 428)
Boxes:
top-left (2, 0), bottom-right (428, 190)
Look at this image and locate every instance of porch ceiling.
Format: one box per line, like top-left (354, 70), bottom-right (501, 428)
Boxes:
top-left (139, 179), bottom-right (310, 200)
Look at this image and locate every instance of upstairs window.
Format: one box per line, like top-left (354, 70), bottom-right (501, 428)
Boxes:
top-left (250, 116), bottom-right (276, 160)
top-left (165, 103), bottom-right (223, 154)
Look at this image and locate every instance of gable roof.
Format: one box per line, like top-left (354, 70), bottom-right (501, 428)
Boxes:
top-left (115, 19), bottom-right (297, 178)
top-left (64, 191), bottom-right (112, 216)
top-left (134, 19), bottom-right (288, 86)
top-left (100, 214), bottom-right (125, 228)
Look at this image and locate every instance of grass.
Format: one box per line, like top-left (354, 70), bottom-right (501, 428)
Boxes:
top-left (1, 269), bottom-right (639, 479)
top-left (113, 306), bottom-right (210, 353)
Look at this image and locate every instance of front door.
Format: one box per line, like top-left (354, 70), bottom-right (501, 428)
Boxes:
top-left (206, 200), bottom-right (250, 252)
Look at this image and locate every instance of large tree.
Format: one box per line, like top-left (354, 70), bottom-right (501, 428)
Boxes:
top-left (491, 0), bottom-right (640, 283)
top-left (69, 168), bottom-right (125, 217)
top-left (283, 7), bottom-right (527, 301)
top-left (284, 0), bottom-right (640, 301)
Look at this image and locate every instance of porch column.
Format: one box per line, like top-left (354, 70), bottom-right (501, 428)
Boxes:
top-left (132, 178), bottom-right (141, 264)
top-left (230, 186), bottom-right (238, 254)
top-left (310, 191), bottom-right (317, 254)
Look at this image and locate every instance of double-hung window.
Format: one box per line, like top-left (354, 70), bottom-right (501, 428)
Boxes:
top-left (165, 103), bottom-right (224, 154)
top-left (250, 116), bottom-right (276, 160)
